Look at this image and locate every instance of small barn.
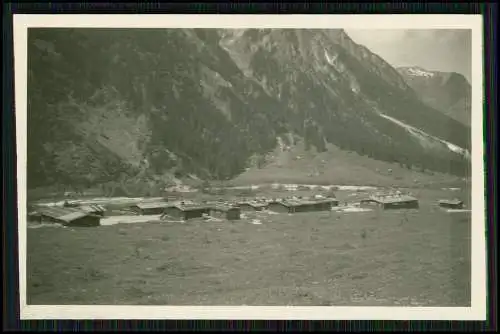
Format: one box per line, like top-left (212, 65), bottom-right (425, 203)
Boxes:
top-left (268, 198), bottom-right (339, 214)
top-left (130, 201), bottom-right (173, 215)
top-left (237, 201), bottom-right (268, 211)
top-left (209, 205), bottom-right (241, 220)
top-left (438, 199), bottom-right (464, 209)
top-left (367, 195), bottom-right (419, 210)
top-left (162, 204), bottom-right (211, 221)
top-left (35, 207), bottom-right (101, 227)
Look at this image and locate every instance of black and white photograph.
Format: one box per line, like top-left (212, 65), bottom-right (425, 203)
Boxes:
top-left (15, 14), bottom-right (486, 320)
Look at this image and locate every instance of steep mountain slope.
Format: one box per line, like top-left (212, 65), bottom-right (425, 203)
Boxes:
top-left (397, 66), bottom-right (472, 126)
top-left (27, 28), bottom-right (471, 192)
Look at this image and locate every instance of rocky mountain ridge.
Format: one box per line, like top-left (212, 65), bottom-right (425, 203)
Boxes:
top-left (27, 28), bottom-right (471, 194)
top-left (397, 66), bottom-right (471, 126)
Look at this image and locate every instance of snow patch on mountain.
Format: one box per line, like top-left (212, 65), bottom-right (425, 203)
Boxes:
top-left (324, 50), bottom-right (338, 66)
top-left (404, 67), bottom-right (435, 78)
top-left (324, 49), bottom-right (360, 93)
top-left (378, 113), bottom-right (470, 159)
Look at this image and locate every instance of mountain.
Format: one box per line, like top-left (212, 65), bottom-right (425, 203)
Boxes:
top-left (396, 66), bottom-right (472, 126)
top-left (27, 28), bottom-right (471, 194)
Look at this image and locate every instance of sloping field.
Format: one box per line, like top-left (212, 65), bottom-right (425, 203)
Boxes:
top-left (231, 143), bottom-right (466, 189)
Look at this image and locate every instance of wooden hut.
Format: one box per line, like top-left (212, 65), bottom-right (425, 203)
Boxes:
top-left (35, 207), bottom-right (101, 227)
top-left (209, 205), bottom-right (241, 220)
top-left (366, 194), bottom-right (419, 210)
top-left (438, 199), bottom-right (464, 209)
top-left (162, 204), bottom-right (211, 221)
top-left (268, 198), bottom-right (339, 214)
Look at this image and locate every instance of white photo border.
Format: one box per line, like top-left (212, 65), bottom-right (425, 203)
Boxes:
top-left (14, 14), bottom-right (486, 320)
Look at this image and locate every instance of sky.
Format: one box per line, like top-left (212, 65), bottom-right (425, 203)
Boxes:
top-left (345, 29), bottom-right (472, 83)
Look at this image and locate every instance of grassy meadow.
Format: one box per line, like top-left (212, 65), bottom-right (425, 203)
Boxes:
top-left (26, 187), bottom-right (471, 306)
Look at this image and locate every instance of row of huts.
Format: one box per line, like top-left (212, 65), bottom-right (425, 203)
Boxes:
top-left (27, 192), bottom-right (464, 227)
top-left (127, 197), bottom-right (341, 221)
top-left (127, 193), bottom-right (430, 221)
top-left (235, 194), bottom-right (463, 212)
top-left (131, 202), bottom-right (242, 221)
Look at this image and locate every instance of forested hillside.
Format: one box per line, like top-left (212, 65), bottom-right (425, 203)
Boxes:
top-left (27, 28), bottom-right (471, 192)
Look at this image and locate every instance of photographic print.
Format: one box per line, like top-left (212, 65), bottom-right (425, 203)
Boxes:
top-left (15, 14), bottom-right (486, 320)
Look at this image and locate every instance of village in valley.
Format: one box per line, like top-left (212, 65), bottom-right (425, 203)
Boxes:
top-left (26, 178), bottom-right (471, 306)
top-left (27, 182), bottom-right (467, 228)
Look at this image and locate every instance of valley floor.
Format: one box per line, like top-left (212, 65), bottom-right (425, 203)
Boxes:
top-left (26, 187), bottom-right (471, 306)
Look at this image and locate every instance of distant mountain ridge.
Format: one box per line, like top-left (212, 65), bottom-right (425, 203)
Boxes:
top-left (27, 28), bottom-right (471, 194)
top-left (396, 66), bottom-right (471, 126)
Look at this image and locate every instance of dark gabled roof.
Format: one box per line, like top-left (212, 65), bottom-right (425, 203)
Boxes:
top-left (28, 211), bottom-right (42, 217)
top-left (37, 207), bottom-right (95, 223)
top-left (274, 198), bottom-right (338, 207)
top-left (438, 199), bottom-right (463, 205)
top-left (172, 203), bottom-right (211, 212)
top-left (132, 201), bottom-right (174, 210)
top-left (369, 195), bottom-right (418, 204)
top-left (237, 201), bottom-right (268, 208)
top-left (78, 204), bottom-right (106, 213)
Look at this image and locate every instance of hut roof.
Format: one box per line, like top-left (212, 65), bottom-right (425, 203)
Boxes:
top-left (175, 203), bottom-right (211, 211)
top-left (211, 204), bottom-right (239, 212)
top-left (278, 198), bottom-right (338, 207)
top-left (78, 204), bottom-right (106, 213)
top-left (369, 194), bottom-right (418, 204)
top-left (28, 211), bottom-right (42, 217)
top-left (438, 199), bottom-right (463, 205)
top-left (37, 207), bottom-right (94, 223)
top-left (133, 201), bottom-right (173, 210)
top-left (238, 201), bottom-right (268, 208)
